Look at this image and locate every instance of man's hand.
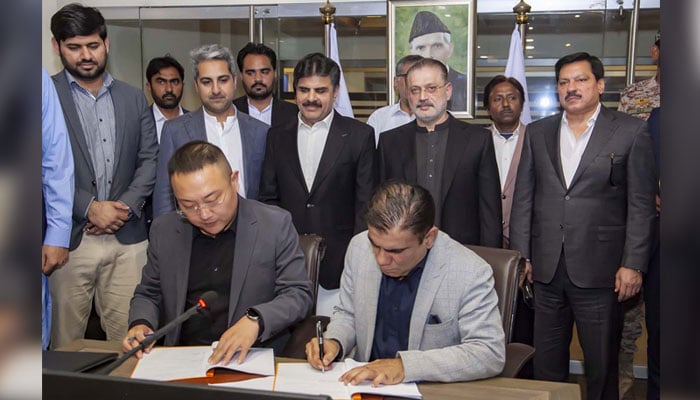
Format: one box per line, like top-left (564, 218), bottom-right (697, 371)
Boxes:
top-left (208, 316), bottom-right (259, 366)
top-left (339, 358), bottom-right (405, 387)
top-left (305, 337), bottom-right (340, 371)
top-left (519, 261), bottom-right (533, 288)
top-left (87, 201), bottom-right (130, 233)
top-left (42, 245), bottom-right (69, 275)
top-left (122, 324), bottom-right (155, 359)
top-left (614, 267), bottom-right (643, 302)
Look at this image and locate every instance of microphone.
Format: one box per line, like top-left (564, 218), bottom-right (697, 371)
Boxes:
top-left (93, 291), bottom-right (218, 375)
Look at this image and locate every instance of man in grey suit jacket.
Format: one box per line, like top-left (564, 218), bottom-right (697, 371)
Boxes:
top-left (305, 181), bottom-right (504, 385)
top-left (510, 53), bottom-right (657, 400)
top-left (48, 4), bottom-right (158, 349)
top-left (153, 44), bottom-right (269, 218)
top-left (125, 142), bottom-right (312, 365)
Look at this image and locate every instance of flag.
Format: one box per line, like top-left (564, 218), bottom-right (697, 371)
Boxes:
top-left (505, 23), bottom-right (532, 124)
top-left (329, 22), bottom-right (354, 118)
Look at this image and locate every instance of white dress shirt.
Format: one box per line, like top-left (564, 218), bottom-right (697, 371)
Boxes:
top-left (297, 111), bottom-right (334, 191)
top-left (490, 122), bottom-right (521, 190)
top-left (559, 104), bottom-right (601, 188)
top-left (246, 98), bottom-right (272, 126)
top-left (203, 109), bottom-right (247, 197)
top-left (366, 103), bottom-right (415, 146)
top-left (152, 104), bottom-right (184, 143)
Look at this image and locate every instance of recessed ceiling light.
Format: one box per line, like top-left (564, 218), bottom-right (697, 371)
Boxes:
top-left (526, 38), bottom-right (534, 43)
top-left (574, 14), bottom-right (581, 18)
top-left (527, 55), bottom-right (533, 59)
top-left (525, 45), bottom-right (535, 50)
top-left (477, 45), bottom-right (481, 49)
top-left (479, 55), bottom-right (488, 59)
top-left (565, 43), bottom-right (572, 47)
top-left (528, 26), bottom-right (533, 30)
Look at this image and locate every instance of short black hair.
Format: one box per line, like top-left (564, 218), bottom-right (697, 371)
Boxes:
top-left (483, 75), bottom-right (526, 110)
top-left (555, 52), bottom-right (605, 82)
top-left (146, 55), bottom-right (185, 83)
top-left (396, 55), bottom-right (424, 76)
top-left (293, 53), bottom-right (340, 91)
top-left (236, 42), bottom-right (277, 72)
top-left (51, 3), bottom-right (107, 43)
top-left (365, 181), bottom-right (436, 242)
top-left (167, 140), bottom-right (232, 178)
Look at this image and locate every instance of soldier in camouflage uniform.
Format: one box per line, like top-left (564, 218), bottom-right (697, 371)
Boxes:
top-left (616, 31), bottom-right (660, 400)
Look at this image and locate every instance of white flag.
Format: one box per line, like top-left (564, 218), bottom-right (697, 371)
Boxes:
top-left (329, 23), bottom-right (354, 118)
top-left (505, 23), bottom-right (532, 124)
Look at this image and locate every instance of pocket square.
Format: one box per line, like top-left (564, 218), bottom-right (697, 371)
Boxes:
top-left (427, 314), bottom-right (442, 324)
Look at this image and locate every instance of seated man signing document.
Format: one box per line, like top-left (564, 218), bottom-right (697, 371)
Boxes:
top-left (305, 181), bottom-right (505, 384)
top-left (124, 141), bottom-right (313, 365)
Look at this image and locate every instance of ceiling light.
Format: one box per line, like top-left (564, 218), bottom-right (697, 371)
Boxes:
top-left (565, 43), bottom-right (571, 47)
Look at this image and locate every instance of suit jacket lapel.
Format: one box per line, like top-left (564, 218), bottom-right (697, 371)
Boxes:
top-left (408, 249), bottom-right (446, 349)
top-left (111, 83), bottom-right (125, 177)
top-left (310, 111), bottom-right (348, 196)
top-left (568, 107), bottom-right (616, 188)
top-left (52, 71), bottom-right (95, 178)
top-left (440, 116), bottom-right (470, 206)
top-left (360, 259), bottom-right (382, 361)
top-left (237, 110), bottom-right (255, 195)
top-left (228, 199), bottom-right (258, 324)
top-left (188, 108), bottom-right (207, 141)
top-left (174, 219), bottom-right (193, 319)
top-left (503, 123), bottom-right (526, 194)
top-left (543, 115), bottom-right (567, 189)
top-left (403, 123), bottom-right (418, 183)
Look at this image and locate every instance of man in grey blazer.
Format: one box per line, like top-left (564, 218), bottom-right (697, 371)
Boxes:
top-left (153, 44), bottom-right (269, 218)
top-left (305, 181), bottom-right (504, 384)
top-left (48, 4), bottom-right (158, 349)
top-left (125, 142), bottom-right (312, 365)
top-left (510, 52), bottom-right (657, 400)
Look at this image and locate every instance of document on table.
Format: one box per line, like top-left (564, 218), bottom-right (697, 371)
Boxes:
top-left (275, 359), bottom-right (422, 400)
top-left (130, 344), bottom-right (275, 381)
top-left (210, 376), bottom-right (276, 391)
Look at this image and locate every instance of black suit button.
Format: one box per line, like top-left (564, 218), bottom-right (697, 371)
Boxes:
top-left (565, 195), bottom-right (570, 200)
top-left (502, 194), bottom-right (507, 200)
top-left (91, 180), bottom-right (96, 186)
top-left (560, 224), bottom-right (564, 230)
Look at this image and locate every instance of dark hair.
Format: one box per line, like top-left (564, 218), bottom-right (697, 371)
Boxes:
top-left (555, 52), bottom-right (605, 82)
top-left (483, 75), bottom-right (526, 109)
top-left (405, 58), bottom-right (448, 83)
top-left (146, 55), bottom-right (185, 83)
top-left (396, 55), bottom-right (424, 75)
top-left (293, 53), bottom-right (340, 91)
top-left (51, 3), bottom-right (107, 42)
top-left (236, 42), bottom-right (277, 72)
top-left (365, 181), bottom-right (435, 242)
top-left (167, 141), bottom-right (232, 177)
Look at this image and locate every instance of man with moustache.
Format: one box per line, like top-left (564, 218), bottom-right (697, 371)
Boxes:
top-left (510, 52), bottom-right (657, 400)
top-left (259, 53), bottom-right (375, 315)
top-left (145, 55), bottom-right (188, 143)
top-left (366, 55), bottom-right (422, 146)
top-left (49, 3), bottom-right (158, 348)
top-left (377, 58), bottom-right (502, 249)
top-left (233, 42), bottom-right (298, 129)
top-left (153, 44), bottom-right (269, 218)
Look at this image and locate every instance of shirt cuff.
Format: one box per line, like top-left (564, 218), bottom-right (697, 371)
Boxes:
top-left (129, 319), bottom-right (154, 331)
top-left (43, 227), bottom-right (71, 248)
top-left (84, 197), bottom-right (95, 219)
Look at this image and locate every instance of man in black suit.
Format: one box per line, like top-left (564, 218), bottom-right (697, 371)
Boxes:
top-left (408, 11), bottom-right (467, 112)
top-left (233, 42), bottom-right (298, 129)
top-left (377, 58), bottom-right (501, 248)
top-left (510, 52), bottom-right (657, 400)
top-left (258, 53), bottom-right (376, 314)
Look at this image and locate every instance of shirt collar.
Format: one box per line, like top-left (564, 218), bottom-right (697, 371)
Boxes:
top-left (203, 105), bottom-right (237, 125)
top-left (491, 121), bottom-right (522, 138)
top-left (247, 97), bottom-right (273, 114)
top-left (152, 104), bottom-right (183, 122)
top-left (65, 69), bottom-right (114, 91)
top-left (298, 109), bottom-right (335, 130)
top-left (562, 103), bottom-right (602, 129)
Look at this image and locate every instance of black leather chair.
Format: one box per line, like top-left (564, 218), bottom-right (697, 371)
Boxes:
top-left (465, 244), bottom-right (535, 378)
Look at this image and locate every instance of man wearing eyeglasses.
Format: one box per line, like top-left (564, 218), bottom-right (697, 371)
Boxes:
top-left (366, 55), bottom-right (422, 146)
top-left (377, 58), bottom-right (502, 249)
top-left (124, 141), bottom-right (313, 365)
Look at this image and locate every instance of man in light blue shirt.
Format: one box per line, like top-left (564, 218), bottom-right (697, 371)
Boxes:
top-left (42, 66), bottom-right (75, 350)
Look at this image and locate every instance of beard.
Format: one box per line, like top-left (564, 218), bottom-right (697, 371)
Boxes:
top-left (60, 51), bottom-right (107, 82)
top-left (244, 83), bottom-right (273, 101)
top-left (153, 92), bottom-right (182, 110)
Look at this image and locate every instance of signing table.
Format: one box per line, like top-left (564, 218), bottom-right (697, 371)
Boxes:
top-left (56, 340), bottom-right (581, 400)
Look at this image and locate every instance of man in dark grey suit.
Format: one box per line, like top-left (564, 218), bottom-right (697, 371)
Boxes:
top-left (510, 52), bottom-right (657, 400)
top-left (233, 42), bottom-right (298, 129)
top-left (48, 4), bottom-right (158, 348)
top-left (153, 44), bottom-right (269, 218)
top-left (125, 142), bottom-right (312, 365)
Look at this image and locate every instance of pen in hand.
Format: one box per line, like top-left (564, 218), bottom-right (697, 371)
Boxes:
top-left (316, 320), bottom-right (325, 373)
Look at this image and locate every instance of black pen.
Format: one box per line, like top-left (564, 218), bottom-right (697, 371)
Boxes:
top-left (316, 320), bottom-right (325, 373)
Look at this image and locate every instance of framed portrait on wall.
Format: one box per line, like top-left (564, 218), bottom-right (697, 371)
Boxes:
top-left (388, 0), bottom-right (476, 118)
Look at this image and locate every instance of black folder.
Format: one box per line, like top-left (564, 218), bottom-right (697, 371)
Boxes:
top-left (42, 350), bottom-right (119, 373)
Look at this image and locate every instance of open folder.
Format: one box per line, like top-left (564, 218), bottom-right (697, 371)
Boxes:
top-left (130, 343), bottom-right (275, 381)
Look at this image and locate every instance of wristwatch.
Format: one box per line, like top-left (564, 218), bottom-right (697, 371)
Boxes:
top-left (245, 308), bottom-right (260, 322)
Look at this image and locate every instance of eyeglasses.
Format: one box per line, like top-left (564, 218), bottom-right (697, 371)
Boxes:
top-left (176, 187), bottom-right (230, 216)
top-left (409, 84), bottom-right (446, 96)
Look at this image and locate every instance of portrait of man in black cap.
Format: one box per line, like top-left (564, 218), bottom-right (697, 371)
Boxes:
top-left (408, 10), bottom-right (467, 112)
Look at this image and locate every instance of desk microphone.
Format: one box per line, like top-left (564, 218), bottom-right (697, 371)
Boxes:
top-left (93, 290), bottom-right (219, 375)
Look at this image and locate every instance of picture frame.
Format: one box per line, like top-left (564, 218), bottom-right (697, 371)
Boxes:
top-left (388, 0), bottom-right (476, 118)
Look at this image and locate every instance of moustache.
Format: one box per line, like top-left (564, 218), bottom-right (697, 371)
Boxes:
top-left (78, 60), bottom-right (96, 67)
top-left (302, 101), bottom-right (323, 108)
top-left (252, 83), bottom-right (267, 89)
top-left (565, 92), bottom-right (582, 101)
top-left (161, 93), bottom-right (176, 99)
top-left (416, 101), bottom-right (434, 108)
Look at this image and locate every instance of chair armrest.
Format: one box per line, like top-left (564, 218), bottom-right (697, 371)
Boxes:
top-left (279, 315), bottom-right (331, 359)
top-left (500, 342), bottom-right (535, 378)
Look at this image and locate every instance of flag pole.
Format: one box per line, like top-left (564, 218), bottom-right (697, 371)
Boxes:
top-left (320, 1), bottom-right (336, 57)
top-left (513, 1), bottom-right (531, 52)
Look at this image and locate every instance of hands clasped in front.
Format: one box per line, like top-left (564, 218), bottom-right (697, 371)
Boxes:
top-left (305, 337), bottom-right (405, 386)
